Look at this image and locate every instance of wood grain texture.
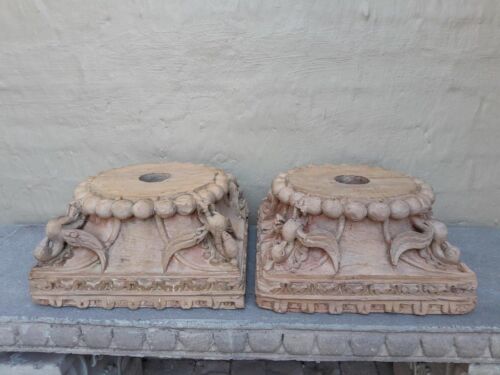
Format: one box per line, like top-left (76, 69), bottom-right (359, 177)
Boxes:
top-left (256, 165), bottom-right (477, 315)
top-left (30, 163), bottom-right (248, 310)
top-left (89, 163), bottom-right (219, 200)
top-left (288, 165), bottom-right (418, 200)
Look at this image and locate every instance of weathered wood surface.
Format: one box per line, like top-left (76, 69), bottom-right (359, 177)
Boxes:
top-left (256, 165), bottom-right (477, 315)
top-left (29, 163), bottom-right (248, 310)
top-left (0, 225), bottom-right (499, 363)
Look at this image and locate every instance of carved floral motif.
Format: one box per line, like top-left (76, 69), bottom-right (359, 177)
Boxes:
top-left (256, 165), bottom-right (477, 315)
top-left (30, 163), bottom-right (248, 310)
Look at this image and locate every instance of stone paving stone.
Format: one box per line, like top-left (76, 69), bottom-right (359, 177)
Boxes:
top-left (143, 358), bottom-right (196, 375)
top-left (303, 361), bottom-right (340, 375)
top-left (265, 360), bottom-right (304, 375)
top-left (350, 334), bottom-right (385, 356)
top-left (469, 364), bottom-right (500, 375)
top-left (48, 325), bottom-right (80, 347)
top-left (283, 332), bottom-right (315, 355)
top-left (87, 356), bottom-right (143, 375)
top-left (340, 361), bottom-right (378, 375)
top-left (455, 335), bottom-right (490, 358)
top-left (394, 363), bottom-right (468, 375)
top-left (0, 353), bottom-right (71, 375)
top-left (428, 363), bottom-right (468, 375)
top-left (421, 334), bottom-right (454, 357)
top-left (316, 333), bottom-right (349, 356)
top-left (0, 326), bottom-right (16, 346)
top-left (81, 326), bottom-right (113, 349)
top-left (392, 363), bottom-right (411, 375)
top-left (213, 331), bottom-right (247, 353)
top-left (230, 360), bottom-right (266, 375)
top-left (4, 355), bottom-right (491, 375)
top-left (112, 327), bottom-right (145, 350)
top-left (385, 334), bottom-right (419, 357)
top-left (247, 330), bottom-right (283, 353)
top-left (490, 336), bottom-right (500, 359)
top-left (124, 357), bottom-right (144, 375)
top-left (194, 360), bottom-right (230, 375)
top-left (18, 324), bottom-right (49, 346)
top-left (375, 362), bottom-right (394, 375)
top-left (146, 328), bottom-right (177, 351)
top-left (178, 331), bottom-right (213, 352)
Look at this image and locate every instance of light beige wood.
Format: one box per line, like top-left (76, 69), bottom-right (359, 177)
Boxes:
top-left (256, 165), bottom-right (477, 315)
top-left (30, 163), bottom-right (248, 310)
top-left (287, 164), bottom-right (418, 200)
top-left (89, 163), bottom-right (220, 200)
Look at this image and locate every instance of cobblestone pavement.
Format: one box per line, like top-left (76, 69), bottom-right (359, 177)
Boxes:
top-left (142, 360), bottom-right (478, 375)
top-left (142, 359), bottom-right (393, 375)
top-left (2, 353), bottom-right (498, 375)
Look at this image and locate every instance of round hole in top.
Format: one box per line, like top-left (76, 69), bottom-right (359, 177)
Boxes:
top-left (139, 173), bottom-right (171, 183)
top-left (334, 175), bottom-right (370, 185)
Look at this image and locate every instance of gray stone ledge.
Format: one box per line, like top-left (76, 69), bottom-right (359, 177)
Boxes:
top-left (1, 225), bottom-right (500, 363)
top-left (1, 322), bottom-right (499, 363)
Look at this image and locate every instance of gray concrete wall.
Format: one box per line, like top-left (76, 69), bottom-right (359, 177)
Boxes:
top-left (1, 0), bottom-right (499, 225)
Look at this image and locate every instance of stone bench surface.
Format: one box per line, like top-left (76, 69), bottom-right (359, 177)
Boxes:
top-left (0, 225), bottom-right (499, 363)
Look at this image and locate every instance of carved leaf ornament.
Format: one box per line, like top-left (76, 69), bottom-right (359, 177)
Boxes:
top-left (256, 165), bottom-right (477, 315)
top-left (162, 227), bottom-right (209, 272)
top-left (389, 221), bottom-right (434, 266)
top-left (61, 229), bottom-right (107, 272)
top-left (296, 227), bottom-right (340, 273)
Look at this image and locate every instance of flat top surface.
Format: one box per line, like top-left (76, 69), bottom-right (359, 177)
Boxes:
top-left (89, 163), bottom-right (219, 200)
top-left (287, 165), bottom-right (418, 200)
top-left (1, 224), bottom-right (499, 332)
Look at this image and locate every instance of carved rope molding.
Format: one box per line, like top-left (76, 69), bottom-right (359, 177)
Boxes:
top-left (0, 321), bottom-right (499, 363)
